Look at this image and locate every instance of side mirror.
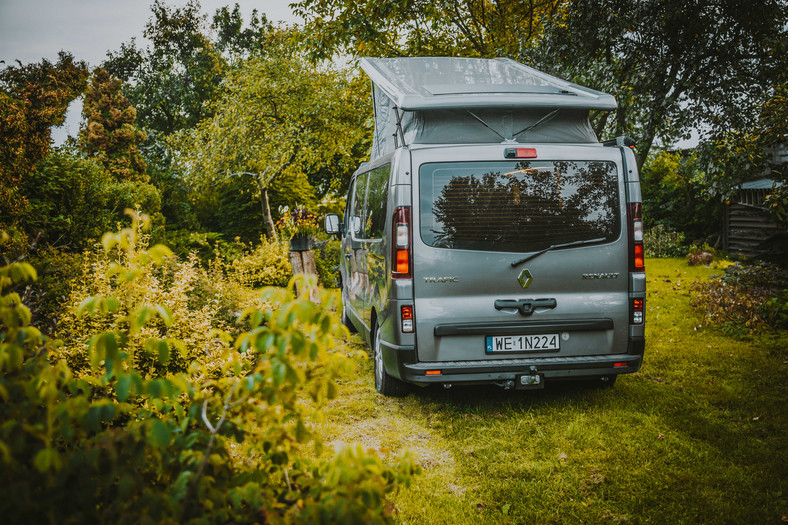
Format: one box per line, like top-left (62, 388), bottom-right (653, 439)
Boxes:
top-left (324, 214), bottom-right (341, 235)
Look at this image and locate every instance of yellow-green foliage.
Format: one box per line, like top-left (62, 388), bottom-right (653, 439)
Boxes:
top-left (230, 237), bottom-right (292, 288)
top-left (0, 217), bottom-right (415, 523)
top-left (56, 211), bottom-right (252, 378)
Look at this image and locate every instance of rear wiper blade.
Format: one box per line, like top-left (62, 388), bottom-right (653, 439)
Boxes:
top-left (510, 237), bottom-right (607, 268)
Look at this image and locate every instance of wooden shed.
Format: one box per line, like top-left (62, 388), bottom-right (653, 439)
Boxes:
top-left (724, 178), bottom-right (783, 257)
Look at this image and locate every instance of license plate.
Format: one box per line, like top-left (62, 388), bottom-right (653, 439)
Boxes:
top-left (485, 334), bottom-right (560, 353)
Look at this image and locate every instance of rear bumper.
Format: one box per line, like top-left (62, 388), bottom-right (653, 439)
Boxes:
top-left (382, 338), bottom-right (645, 385)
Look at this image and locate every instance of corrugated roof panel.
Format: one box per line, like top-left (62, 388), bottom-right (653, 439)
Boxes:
top-left (741, 178), bottom-right (781, 190)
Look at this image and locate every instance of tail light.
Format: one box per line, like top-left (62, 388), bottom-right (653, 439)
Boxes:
top-left (628, 203), bottom-right (644, 272)
top-left (392, 206), bottom-right (412, 279)
top-left (401, 305), bottom-right (414, 333)
top-left (632, 297), bottom-right (644, 324)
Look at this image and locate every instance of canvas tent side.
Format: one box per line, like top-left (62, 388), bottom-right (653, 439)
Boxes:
top-left (360, 57), bottom-right (618, 160)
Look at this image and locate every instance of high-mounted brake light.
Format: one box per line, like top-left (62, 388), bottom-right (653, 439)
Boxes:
top-left (392, 206), bottom-right (412, 279)
top-left (628, 203), bottom-right (645, 272)
top-left (504, 147), bottom-right (538, 159)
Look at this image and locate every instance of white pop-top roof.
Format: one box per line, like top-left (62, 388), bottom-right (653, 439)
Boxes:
top-left (359, 57), bottom-right (617, 111)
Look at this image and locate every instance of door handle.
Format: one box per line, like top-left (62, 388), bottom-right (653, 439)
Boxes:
top-left (495, 298), bottom-right (557, 316)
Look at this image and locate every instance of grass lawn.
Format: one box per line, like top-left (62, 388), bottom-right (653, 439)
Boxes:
top-left (312, 258), bottom-right (787, 524)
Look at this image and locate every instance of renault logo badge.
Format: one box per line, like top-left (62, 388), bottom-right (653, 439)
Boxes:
top-left (518, 268), bottom-right (533, 288)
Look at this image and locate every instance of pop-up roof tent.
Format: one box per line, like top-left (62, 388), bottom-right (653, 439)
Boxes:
top-left (360, 57), bottom-right (618, 160)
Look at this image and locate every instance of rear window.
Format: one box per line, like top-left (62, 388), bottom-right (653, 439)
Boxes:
top-left (419, 160), bottom-right (621, 252)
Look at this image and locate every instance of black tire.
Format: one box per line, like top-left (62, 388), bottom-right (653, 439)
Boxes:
top-left (373, 324), bottom-right (409, 397)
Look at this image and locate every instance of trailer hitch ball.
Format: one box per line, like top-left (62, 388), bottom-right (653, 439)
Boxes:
top-left (503, 380), bottom-right (515, 390)
top-left (443, 383), bottom-right (453, 390)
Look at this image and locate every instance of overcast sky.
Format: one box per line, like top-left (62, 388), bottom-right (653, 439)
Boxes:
top-left (0, 0), bottom-right (299, 66)
top-left (0, 0), bottom-right (300, 142)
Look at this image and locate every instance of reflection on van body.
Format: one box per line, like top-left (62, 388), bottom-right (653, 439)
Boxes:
top-left (324, 57), bottom-right (646, 396)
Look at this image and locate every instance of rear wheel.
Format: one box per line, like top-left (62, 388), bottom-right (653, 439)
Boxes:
top-left (373, 323), bottom-right (408, 397)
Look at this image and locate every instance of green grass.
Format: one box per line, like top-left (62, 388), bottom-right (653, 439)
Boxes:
top-left (312, 258), bottom-right (787, 524)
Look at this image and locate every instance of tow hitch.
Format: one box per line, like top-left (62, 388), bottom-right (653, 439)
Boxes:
top-left (518, 366), bottom-right (543, 389)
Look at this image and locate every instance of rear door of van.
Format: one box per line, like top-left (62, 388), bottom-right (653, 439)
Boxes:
top-left (411, 144), bottom-right (631, 367)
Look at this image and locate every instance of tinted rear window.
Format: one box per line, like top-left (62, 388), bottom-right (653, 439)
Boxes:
top-left (419, 161), bottom-right (621, 252)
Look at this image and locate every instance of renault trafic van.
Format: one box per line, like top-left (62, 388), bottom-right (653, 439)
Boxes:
top-left (324, 57), bottom-right (646, 396)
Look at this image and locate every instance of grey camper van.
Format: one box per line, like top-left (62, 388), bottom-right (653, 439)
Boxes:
top-left (324, 57), bottom-right (646, 396)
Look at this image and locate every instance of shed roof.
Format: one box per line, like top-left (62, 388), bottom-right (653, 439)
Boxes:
top-left (741, 178), bottom-right (782, 190)
top-left (359, 57), bottom-right (617, 111)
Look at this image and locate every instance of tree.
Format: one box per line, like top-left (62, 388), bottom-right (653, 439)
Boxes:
top-left (292, 0), bottom-right (565, 59)
top-left (211, 3), bottom-right (273, 58)
top-left (103, 0), bottom-right (225, 136)
top-left (526, 0), bottom-right (788, 169)
top-left (0, 52), bottom-right (88, 232)
top-left (80, 68), bottom-right (147, 181)
top-left (103, 1), bottom-right (274, 137)
top-left (172, 49), bottom-right (369, 240)
top-left (295, 0), bottom-right (786, 175)
top-left (641, 149), bottom-right (721, 243)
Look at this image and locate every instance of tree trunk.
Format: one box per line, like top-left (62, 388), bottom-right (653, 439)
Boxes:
top-left (261, 186), bottom-right (277, 242)
top-left (592, 110), bottom-right (611, 141)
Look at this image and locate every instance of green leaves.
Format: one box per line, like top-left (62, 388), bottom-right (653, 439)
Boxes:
top-left (33, 447), bottom-right (62, 473)
top-left (171, 49), bottom-right (368, 226)
top-left (148, 419), bottom-right (171, 448)
top-left (1, 221), bottom-right (410, 523)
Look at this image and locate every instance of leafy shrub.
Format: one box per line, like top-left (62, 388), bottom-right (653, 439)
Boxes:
top-left (691, 261), bottom-right (788, 334)
top-left (99, 180), bottom-right (164, 231)
top-left (687, 251), bottom-right (713, 266)
top-left (687, 242), bottom-right (729, 266)
top-left (158, 229), bottom-right (246, 263)
top-left (313, 238), bottom-right (341, 288)
top-left (644, 224), bottom-right (686, 257)
top-left (21, 149), bottom-right (113, 250)
top-left (55, 214), bottom-right (250, 379)
top-left (0, 215), bottom-right (416, 523)
top-left (641, 149), bottom-right (722, 243)
top-left (231, 238), bottom-right (293, 288)
top-left (24, 246), bottom-right (84, 335)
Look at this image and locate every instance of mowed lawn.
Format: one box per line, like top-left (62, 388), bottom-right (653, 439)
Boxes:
top-left (312, 258), bottom-right (787, 524)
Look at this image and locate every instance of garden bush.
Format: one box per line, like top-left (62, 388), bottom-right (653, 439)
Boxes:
top-left (0, 213), bottom-right (416, 523)
top-left (21, 149), bottom-right (113, 251)
top-left (313, 238), bottom-right (341, 288)
top-left (24, 246), bottom-right (84, 335)
top-left (691, 261), bottom-right (788, 334)
top-left (230, 238), bottom-right (293, 288)
top-left (54, 213), bottom-right (245, 379)
top-left (644, 224), bottom-right (686, 258)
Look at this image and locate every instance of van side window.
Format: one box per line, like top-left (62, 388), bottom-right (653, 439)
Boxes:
top-left (349, 165), bottom-right (391, 240)
top-left (350, 174), bottom-right (367, 238)
top-left (366, 165), bottom-right (390, 239)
